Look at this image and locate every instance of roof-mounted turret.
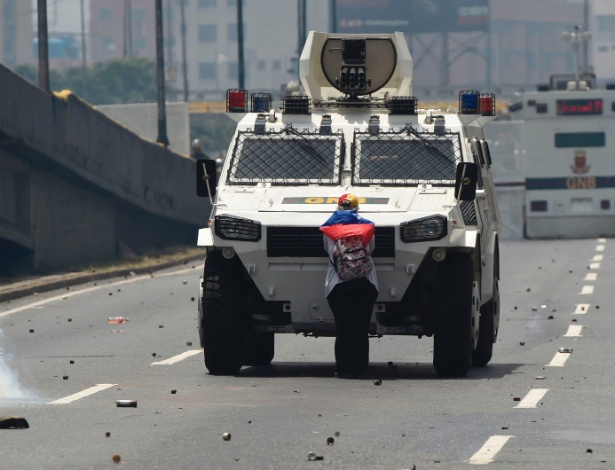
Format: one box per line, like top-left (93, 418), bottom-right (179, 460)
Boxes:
top-left (299, 31), bottom-right (413, 102)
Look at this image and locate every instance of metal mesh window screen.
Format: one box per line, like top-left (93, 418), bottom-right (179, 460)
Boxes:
top-left (352, 128), bottom-right (462, 186)
top-left (227, 128), bottom-right (343, 185)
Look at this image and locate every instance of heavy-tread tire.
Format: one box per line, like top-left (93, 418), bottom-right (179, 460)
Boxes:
top-left (201, 250), bottom-right (244, 375)
top-left (473, 279), bottom-right (499, 367)
top-left (433, 253), bottom-right (474, 377)
top-left (242, 332), bottom-right (275, 366)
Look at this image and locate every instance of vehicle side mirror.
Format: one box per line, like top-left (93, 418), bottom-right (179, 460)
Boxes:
top-left (196, 158), bottom-right (218, 199)
top-left (454, 162), bottom-right (478, 201)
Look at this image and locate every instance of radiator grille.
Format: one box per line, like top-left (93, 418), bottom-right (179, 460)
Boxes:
top-left (267, 226), bottom-right (395, 257)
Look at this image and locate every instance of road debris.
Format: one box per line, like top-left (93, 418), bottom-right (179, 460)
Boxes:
top-left (307, 451), bottom-right (323, 461)
top-left (558, 347), bottom-right (573, 353)
top-left (0, 416), bottom-right (29, 429)
top-left (222, 432), bottom-right (231, 441)
top-left (116, 400), bottom-right (137, 408)
top-left (112, 454), bottom-right (121, 463)
top-left (326, 437), bottom-right (335, 445)
top-left (373, 379), bottom-right (382, 386)
top-left (105, 432), bottom-right (111, 437)
top-left (108, 317), bottom-right (129, 324)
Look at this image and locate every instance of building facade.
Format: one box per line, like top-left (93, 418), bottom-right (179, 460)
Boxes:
top-left (0, 0), bottom-right (35, 68)
top-left (592, 0), bottom-right (615, 79)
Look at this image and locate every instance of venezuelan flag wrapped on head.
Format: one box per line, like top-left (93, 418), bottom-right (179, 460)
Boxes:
top-left (319, 194), bottom-right (375, 247)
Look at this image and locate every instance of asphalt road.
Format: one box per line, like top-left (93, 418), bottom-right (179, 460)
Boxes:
top-left (1, 239), bottom-right (615, 469)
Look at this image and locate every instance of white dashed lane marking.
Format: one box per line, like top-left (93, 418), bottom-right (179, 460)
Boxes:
top-left (592, 255), bottom-right (604, 262)
top-left (48, 384), bottom-right (117, 405)
top-left (547, 351), bottom-right (571, 367)
top-left (564, 325), bottom-right (583, 337)
top-left (515, 389), bottom-right (549, 409)
top-left (151, 349), bottom-right (202, 365)
top-left (580, 285), bottom-right (594, 295)
top-left (574, 303), bottom-right (590, 314)
top-left (596, 245), bottom-right (605, 252)
top-left (589, 262), bottom-right (601, 270)
top-left (468, 435), bottom-right (514, 465)
top-left (584, 273), bottom-right (597, 281)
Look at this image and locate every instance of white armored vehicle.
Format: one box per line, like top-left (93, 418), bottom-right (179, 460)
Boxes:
top-left (196, 31), bottom-right (501, 377)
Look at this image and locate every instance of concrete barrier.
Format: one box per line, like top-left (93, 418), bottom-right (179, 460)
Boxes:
top-left (0, 63), bottom-right (209, 272)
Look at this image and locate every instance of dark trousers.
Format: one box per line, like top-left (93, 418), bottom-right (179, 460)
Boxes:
top-left (327, 278), bottom-right (378, 376)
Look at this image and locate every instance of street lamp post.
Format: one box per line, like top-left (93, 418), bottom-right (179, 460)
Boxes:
top-left (155, 0), bottom-right (169, 146)
top-left (561, 25), bottom-right (592, 86)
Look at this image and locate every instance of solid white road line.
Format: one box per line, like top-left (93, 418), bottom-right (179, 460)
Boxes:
top-left (580, 285), bottom-right (594, 295)
top-left (0, 267), bottom-right (198, 318)
top-left (589, 262), bottom-right (601, 270)
top-left (547, 352), bottom-right (571, 367)
top-left (48, 383), bottom-right (117, 405)
top-left (574, 303), bottom-right (590, 314)
top-left (564, 325), bottom-right (583, 337)
top-left (584, 273), bottom-right (597, 281)
top-left (468, 435), bottom-right (513, 465)
top-left (151, 349), bottom-right (202, 365)
top-left (515, 389), bottom-right (548, 409)
top-left (596, 245), bottom-right (605, 252)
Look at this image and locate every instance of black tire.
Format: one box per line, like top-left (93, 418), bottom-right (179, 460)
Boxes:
top-left (242, 332), bottom-right (275, 366)
top-left (433, 253), bottom-right (474, 377)
top-left (201, 250), bottom-right (244, 375)
top-left (473, 279), bottom-right (498, 367)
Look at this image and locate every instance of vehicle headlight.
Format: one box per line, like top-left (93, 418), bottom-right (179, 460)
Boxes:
top-left (400, 216), bottom-right (447, 243)
top-left (215, 215), bottom-right (261, 241)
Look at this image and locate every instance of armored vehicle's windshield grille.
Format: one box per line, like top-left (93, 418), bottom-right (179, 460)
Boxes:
top-left (267, 226), bottom-right (395, 258)
top-left (227, 128), bottom-right (343, 186)
top-left (352, 127), bottom-right (462, 186)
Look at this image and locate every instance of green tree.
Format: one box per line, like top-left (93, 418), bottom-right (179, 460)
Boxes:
top-left (14, 58), bottom-right (159, 105)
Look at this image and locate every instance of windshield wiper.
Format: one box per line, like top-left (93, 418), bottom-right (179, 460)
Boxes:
top-left (284, 125), bottom-right (329, 163)
top-left (403, 125), bottom-right (455, 166)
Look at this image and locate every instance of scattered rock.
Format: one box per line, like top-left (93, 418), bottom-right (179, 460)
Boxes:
top-left (519, 342), bottom-right (525, 346)
top-left (373, 379), bottom-right (382, 386)
top-left (29, 329), bottom-right (34, 333)
top-left (307, 451), bottom-right (323, 461)
top-left (587, 448), bottom-right (593, 453)
top-left (334, 431), bottom-right (340, 437)
top-left (547, 315), bottom-right (554, 320)
top-left (116, 400), bottom-right (137, 408)
top-left (112, 454), bottom-right (121, 463)
top-left (558, 347), bottom-right (573, 353)
top-left (105, 432), bottom-right (111, 437)
top-left (222, 432), bottom-right (231, 441)
top-left (63, 375), bottom-right (69, 380)
top-left (513, 397), bottom-right (521, 401)
top-left (171, 390), bottom-right (177, 394)
top-left (326, 437), bottom-right (335, 446)
top-left (159, 325), bottom-right (164, 328)
top-left (0, 416), bottom-right (29, 429)
top-left (535, 376), bottom-right (546, 380)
